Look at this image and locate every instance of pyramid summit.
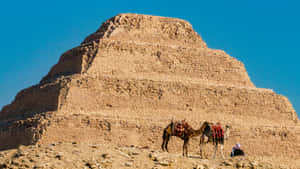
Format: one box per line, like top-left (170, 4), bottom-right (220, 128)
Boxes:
top-left (0, 14), bottom-right (299, 166)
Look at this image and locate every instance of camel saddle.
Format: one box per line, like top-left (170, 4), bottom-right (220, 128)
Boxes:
top-left (212, 123), bottom-right (224, 139)
top-left (173, 120), bottom-right (190, 137)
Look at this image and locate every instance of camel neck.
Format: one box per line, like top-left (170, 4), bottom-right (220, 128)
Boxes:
top-left (190, 123), bottom-right (207, 137)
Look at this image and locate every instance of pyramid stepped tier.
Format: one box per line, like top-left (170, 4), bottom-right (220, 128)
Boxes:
top-left (0, 14), bottom-right (298, 165)
top-left (1, 107), bottom-right (299, 160)
top-left (82, 13), bottom-right (208, 48)
top-left (42, 39), bottom-right (254, 86)
top-left (60, 75), bottom-right (295, 123)
top-left (1, 74), bottom-right (296, 123)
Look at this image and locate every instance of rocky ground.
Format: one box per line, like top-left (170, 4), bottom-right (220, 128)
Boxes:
top-left (0, 142), bottom-right (295, 169)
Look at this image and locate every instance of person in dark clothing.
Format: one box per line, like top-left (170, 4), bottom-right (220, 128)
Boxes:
top-left (230, 143), bottom-right (245, 157)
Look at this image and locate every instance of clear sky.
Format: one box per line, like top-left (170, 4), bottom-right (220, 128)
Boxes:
top-left (0, 0), bottom-right (299, 119)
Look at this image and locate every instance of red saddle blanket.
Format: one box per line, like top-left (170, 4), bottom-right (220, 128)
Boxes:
top-left (212, 124), bottom-right (224, 138)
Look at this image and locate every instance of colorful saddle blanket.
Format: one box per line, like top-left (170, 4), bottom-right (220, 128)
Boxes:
top-left (174, 120), bottom-right (190, 136)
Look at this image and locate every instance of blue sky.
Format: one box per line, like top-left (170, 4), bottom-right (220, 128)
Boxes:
top-left (0, 0), bottom-right (299, 119)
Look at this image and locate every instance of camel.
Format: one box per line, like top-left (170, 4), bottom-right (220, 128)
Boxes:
top-left (199, 122), bottom-right (231, 159)
top-left (161, 120), bottom-right (209, 157)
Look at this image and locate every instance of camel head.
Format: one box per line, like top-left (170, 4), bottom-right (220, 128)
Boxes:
top-left (224, 125), bottom-right (232, 140)
top-left (169, 118), bottom-right (174, 127)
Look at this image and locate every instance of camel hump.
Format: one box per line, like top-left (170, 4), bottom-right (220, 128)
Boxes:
top-left (202, 121), bottom-right (209, 126)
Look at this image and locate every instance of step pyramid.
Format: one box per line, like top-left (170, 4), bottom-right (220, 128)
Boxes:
top-left (0, 14), bottom-right (299, 161)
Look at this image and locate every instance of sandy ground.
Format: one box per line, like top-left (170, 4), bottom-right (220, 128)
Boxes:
top-left (0, 142), bottom-right (297, 169)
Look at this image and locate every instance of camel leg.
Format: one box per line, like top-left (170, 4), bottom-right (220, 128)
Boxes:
top-left (220, 144), bottom-right (225, 159)
top-left (199, 144), bottom-right (203, 159)
top-left (162, 126), bottom-right (173, 152)
top-left (182, 141), bottom-right (185, 156)
top-left (165, 136), bottom-right (170, 152)
top-left (161, 130), bottom-right (168, 151)
top-left (161, 135), bottom-right (165, 151)
top-left (213, 144), bottom-right (218, 159)
top-left (161, 140), bottom-right (166, 151)
top-left (183, 138), bottom-right (189, 157)
top-left (199, 136), bottom-right (204, 159)
top-left (161, 133), bottom-right (170, 152)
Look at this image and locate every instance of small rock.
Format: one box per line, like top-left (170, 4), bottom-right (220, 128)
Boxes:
top-left (101, 153), bottom-right (111, 159)
top-left (194, 165), bottom-right (205, 169)
top-left (152, 165), bottom-right (161, 169)
top-left (124, 162), bottom-right (133, 167)
top-left (18, 145), bottom-right (26, 151)
top-left (24, 164), bottom-right (31, 168)
top-left (141, 146), bottom-right (149, 149)
top-left (55, 155), bottom-right (62, 160)
top-left (223, 160), bottom-right (233, 166)
top-left (85, 161), bottom-right (97, 168)
top-left (250, 161), bottom-right (258, 167)
top-left (0, 163), bottom-right (8, 168)
top-left (236, 161), bottom-right (242, 168)
top-left (156, 154), bottom-right (169, 162)
top-left (103, 159), bottom-right (113, 164)
top-left (119, 151), bottom-right (130, 159)
top-left (47, 145), bottom-right (55, 151)
top-left (149, 152), bottom-right (160, 161)
top-left (33, 162), bottom-right (44, 169)
top-left (158, 160), bottom-right (169, 166)
top-left (12, 160), bottom-right (20, 166)
top-left (128, 149), bottom-right (140, 156)
top-left (202, 163), bottom-right (209, 169)
top-left (29, 158), bottom-right (35, 162)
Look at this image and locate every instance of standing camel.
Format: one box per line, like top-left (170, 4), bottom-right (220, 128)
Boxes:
top-left (161, 120), bottom-right (209, 157)
top-left (199, 122), bottom-right (231, 159)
